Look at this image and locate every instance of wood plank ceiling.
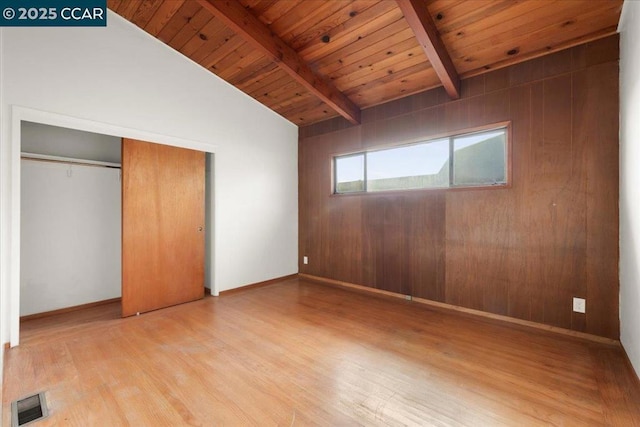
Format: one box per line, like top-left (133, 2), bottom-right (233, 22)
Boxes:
top-left (108, 0), bottom-right (623, 126)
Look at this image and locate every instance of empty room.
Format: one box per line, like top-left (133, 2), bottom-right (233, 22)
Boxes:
top-left (1, 0), bottom-right (640, 425)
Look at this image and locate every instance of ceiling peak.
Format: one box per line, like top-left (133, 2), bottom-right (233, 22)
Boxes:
top-left (197, 0), bottom-right (361, 124)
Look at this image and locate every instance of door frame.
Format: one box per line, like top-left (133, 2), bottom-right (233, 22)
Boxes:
top-left (8, 106), bottom-right (218, 346)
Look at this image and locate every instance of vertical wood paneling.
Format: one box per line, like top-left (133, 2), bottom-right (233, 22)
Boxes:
top-left (444, 98), bottom-right (469, 131)
top-left (509, 56), bottom-right (544, 87)
top-left (361, 196), bottom-right (382, 289)
top-left (362, 196), bottom-right (408, 293)
top-left (298, 137), bottom-right (309, 276)
top-left (406, 192), bottom-right (446, 301)
top-left (446, 190), bottom-right (514, 313)
top-left (299, 126), bottom-right (363, 285)
top-left (540, 74), bottom-right (585, 330)
top-left (298, 134), bottom-right (328, 279)
top-left (507, 84), bottom-right (531, 321)
top-left (568, 69), bottom-right (590, 333)
top-left (325, 194), bottom-right (363, 285)
top-left (415, 105), bottom-right (445, 139)
top-left (481, 89), bottom-right (510, 125)
top-left (578, 62), bottom-right (620, 339)
top-left (484, 68), bottom-right (509, 93)
top-left (298, 36), bottom-right (619, 339)
top-left (526, 81), bottom-right (547, 325)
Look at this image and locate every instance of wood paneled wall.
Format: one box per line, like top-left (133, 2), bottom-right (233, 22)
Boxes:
top-left (298, 35), bottom-right (620, 339)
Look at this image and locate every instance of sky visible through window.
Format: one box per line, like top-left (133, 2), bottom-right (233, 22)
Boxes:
top-left (368, 138), bottom-right (448, 180)
top-left (335, 154), bottom-right (364, 183)
top-left (336, 130), bottom-right (505, 183)
top-left (454, 130), bottom-right (504, 151)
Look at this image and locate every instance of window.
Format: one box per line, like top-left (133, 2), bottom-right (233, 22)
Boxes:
top-left (333, 126), bottom-right (508, 194)
top-left (334, 153), bottom-right (364, 193)
top-left (367, 139), bottom-right (449, 191)
top-left (453, 129), bottom-right (506, 186)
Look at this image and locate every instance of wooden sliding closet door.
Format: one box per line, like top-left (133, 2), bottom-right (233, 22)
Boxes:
top-left (122, 138), bottom-right (205, 317)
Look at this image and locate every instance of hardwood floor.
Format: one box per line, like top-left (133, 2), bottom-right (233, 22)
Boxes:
top-left (4, 277), bottom-right (640, 426)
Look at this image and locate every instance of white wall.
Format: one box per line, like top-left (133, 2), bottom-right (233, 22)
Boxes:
top-left (0, 24), bottom-right (5, 401)
top-left (205, 153), bottom-right (215, 291)
top-left (619, 0), bottom-right (640, 379)
top-left (22, 121), bottom-right (121, 162)
top-left (21, 160), bottom-right (121, 315)
top-left (0, 11), bottom-right (298, 348)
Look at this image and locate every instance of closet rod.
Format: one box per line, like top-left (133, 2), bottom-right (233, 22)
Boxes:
top-left (21, 152), bottom-right (121, 169)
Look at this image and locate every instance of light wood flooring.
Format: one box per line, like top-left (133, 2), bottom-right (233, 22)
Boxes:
top-left (4, 277), bottom-right (640, 426)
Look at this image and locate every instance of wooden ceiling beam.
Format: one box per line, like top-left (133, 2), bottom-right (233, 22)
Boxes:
top-left (396, 0), bottom-right (460, 99)
top-left (197, 0), bottom-right (361, 124)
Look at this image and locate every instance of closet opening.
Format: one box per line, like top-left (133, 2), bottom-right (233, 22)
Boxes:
top-left (20, 121), bottom-right (122, 322)
top-left (12, 118), bottom-right (216, 345)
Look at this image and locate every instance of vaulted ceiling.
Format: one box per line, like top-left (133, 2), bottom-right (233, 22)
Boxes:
top-left (108, 0), bottom-right (623, 126)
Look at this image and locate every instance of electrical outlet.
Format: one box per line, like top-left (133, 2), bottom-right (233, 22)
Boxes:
top-left (573, 297), bottom-right (586, 314)
top-left (303, 256), bottom-right (308, 265)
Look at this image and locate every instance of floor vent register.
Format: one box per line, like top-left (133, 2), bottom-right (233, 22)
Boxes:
top-left (11, 392), bottom-right (48, 426)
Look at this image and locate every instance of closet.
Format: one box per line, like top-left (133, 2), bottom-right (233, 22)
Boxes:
top-left (21, 124), bottom-right (206, 319)
top-left (20, 122), bottom-right (122, 317)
